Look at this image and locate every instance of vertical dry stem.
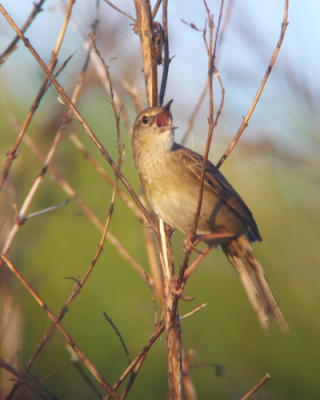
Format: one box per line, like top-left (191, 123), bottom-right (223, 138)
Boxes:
top-left (134, 1), bottom-right (183, 399)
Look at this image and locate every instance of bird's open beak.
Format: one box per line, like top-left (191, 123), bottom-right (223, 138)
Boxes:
top-left (156, 100), bottom-right (173, 127)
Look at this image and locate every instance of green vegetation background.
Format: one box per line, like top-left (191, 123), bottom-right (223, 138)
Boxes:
top-left (0, 1), bottom-right (319, 399)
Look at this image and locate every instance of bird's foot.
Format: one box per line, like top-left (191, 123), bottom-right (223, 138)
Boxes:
top-left (172, 276), bottom-right (194, 301)
top-left (183, 232), bottom-right (202, 253)
top-left (171, 246), bottom-right (212, 299)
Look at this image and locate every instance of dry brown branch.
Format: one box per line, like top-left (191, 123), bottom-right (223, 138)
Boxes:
top-left (103, 313), bottom-right (132, 366)
top-left (159, 0), bottom-right (170, 105)
top-left (182, 350), bottom-right (198, 400)
top-left (2, 34), bottom-right (135, 396)
top-left (181, 80), bottom-right (208, 145)
top-left (180, 303), bottom-right (208, 320)
top-left (0, 4), bottom-right (152, 224)
top-left (240, 373), bottom-right (271, 400)
top-left (0, 0), bottom-right (46, 64)
top-left (173, 1), bottom-right (225, 312)
top-left (133, 0), bottom-right (158, 106)
top-left (0, 1), bottom-right (291, 398)
top-left (152, 0), bottom-right (163, 19)
top-left (105, 321), bottom-right (165, 400)
top-left (4, 181), bottom-right (122, 399)
top-left (1, 125), bottom-right (66, 263)
top-left (133, 2), bottom-right (184, 399)
top-left (88, 31), bottom-right (123, 171)
top-left (20, 199), bottom-right (70, 223)
top-left (0, 8), bottom-right (90, 268)
top-left (104, 0), bottom-right (136, 23)
top-left (190, 0), bottom-right (225, 248)
top-left (19, 132), bottom-right (146, 279)
top-left (142, 214), bottom-right (162, 303)
top-left (0, 357), bottom-right (60, 399)
top-left (69, 134), bottom-right (142, 221)
top-left (180, 0), bottom-right (233, 147)
top-left (0, 0), bottom-right (74, 191)
top-left (0, 254), bottom-right (121, 400)
top-left (69, 351), bottom-right (103, 399)
top-left (143, 270), bottom-right (159, 325)
top-left (217, 0), bottom-right (289, 168)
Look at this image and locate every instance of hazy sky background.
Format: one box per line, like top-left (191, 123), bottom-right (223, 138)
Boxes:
top-left (1, 1), bottom-right (318, 161)
top-left (0, 0), bottom-right (319, 180)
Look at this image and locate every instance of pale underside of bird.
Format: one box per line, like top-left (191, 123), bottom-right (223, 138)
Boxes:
top-left (132, 101), bottom-right (288, 333)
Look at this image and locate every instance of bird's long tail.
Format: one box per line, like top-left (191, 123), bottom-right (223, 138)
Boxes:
top-left (222, 235), bottom-right (289, 333)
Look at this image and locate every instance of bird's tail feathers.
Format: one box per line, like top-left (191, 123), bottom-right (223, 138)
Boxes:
top-left (222, 235), bottom-right (289, 333)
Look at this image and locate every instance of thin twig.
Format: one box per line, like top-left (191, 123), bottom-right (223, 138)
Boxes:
top-left (159, 0), bottom-right (170, 105)
top-left (133, 0), bottom-right (158, 106)
top-left (173, 1), bottom-right (225, 312)
top-left (0, 4), bottom-right (152, 226)
top-left (240, 373), bottom-right (271, 400)
top-left (67, 12), bottom-right (133, 135)
top-left (152, 0), bottom-right (163, 19)
top-left (89, 32), bottom-right (123, 169)
top-left (103, 313), bottom-right (132, 366)
top-left (105, 321), bottom-right (165, 400)
top-left (21, 199), bottom-right (70, 223)
top-left (1, 37), bottom-right (83, 267)
top-left (0, 0), bottom-right (46, 64)
top-left (182, 350), bottom-right (198, 400)
top-left (217, 0), bottom-right (289, 168)
top-left (0, 357), bottom-right (61, 400)
top-left (143, 271), bottom-right (159, 325)
top-left (0, 254), bottom-right (120, 400)
top-left (0, 0), bottom-right (74, 191)
top-left (62, 346), bottom-right (103, 399)
top-left (181, 80), bottom-right (208, 145)
top-left (180, 303), bottom-right (207, 320)
top-left (3, 31), bottom-right (96, 399)
top-left (104, 1), bottom-right (136, 23)
top-left (142, 214), bottom-right (162, 303)
top-left (19, 132), bottom-right (147, 278)
top-left (69, 134), bottom-right (142, 221)
top-left (191, 0), bottom-right (225, 248)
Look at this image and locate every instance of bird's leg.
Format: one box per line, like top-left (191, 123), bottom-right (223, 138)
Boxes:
top-left (182, 231), bottom-right (203, 253)
top-left (183, 246), bottom-right (212, 281)
top-left (195, 232), bottom-right (234, 243)
top-left (183, 231), bottom-right (232, 253)
top-left (172, 246), bottom-right (212, 298)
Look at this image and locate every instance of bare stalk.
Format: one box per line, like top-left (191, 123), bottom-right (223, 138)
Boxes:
top-left (217, 0), bottom-right (289, 168)
top-left (133, 1), bottom-right (183, 399)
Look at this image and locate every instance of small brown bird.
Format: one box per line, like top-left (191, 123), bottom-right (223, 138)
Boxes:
top-left (132, 100), bottom-right (288, 332)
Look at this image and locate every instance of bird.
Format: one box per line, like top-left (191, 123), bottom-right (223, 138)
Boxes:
top-left (132, 100), bottom-right (288, 333)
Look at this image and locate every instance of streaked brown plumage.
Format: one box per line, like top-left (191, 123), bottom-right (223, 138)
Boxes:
top-left (132, 101), bottom-right (288, 332)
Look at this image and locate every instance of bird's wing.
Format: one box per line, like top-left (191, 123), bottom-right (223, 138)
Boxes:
top-left (172, 143), bottom-right (261, 241)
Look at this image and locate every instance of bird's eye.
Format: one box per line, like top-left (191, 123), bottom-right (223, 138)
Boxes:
top-left (142, 115), bottom-right (149, 124)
